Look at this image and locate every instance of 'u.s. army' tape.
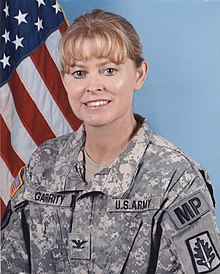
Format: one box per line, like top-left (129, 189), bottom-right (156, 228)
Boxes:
top-left (107, 196), bottom-right (161, 212)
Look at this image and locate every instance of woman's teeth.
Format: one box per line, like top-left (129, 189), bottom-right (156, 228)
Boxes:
top-left (86, 100), bottom-right (109, 107)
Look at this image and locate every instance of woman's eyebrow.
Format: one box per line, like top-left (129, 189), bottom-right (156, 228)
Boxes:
top-left (70, 63), bottom-right (87, 69)
top-left (72, 60), bottom-right (118, 69)
top-left (98, 60), bottom-right (116, 67)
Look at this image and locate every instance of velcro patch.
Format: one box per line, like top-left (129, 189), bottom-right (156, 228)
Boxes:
top-left (10, 167), bottom-right (25, 198)
top-left (69, 233), bottom-right (91, 260)
top-left (186, 231), bottom-right (220, 273)
top-left (23, 187), bottom-right (74, 207)
top-left (107, 196), bottom-right (161, 212)
top-left (167, 191), bottom-right (211, 230)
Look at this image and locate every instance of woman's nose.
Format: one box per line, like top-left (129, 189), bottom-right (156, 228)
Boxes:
top-left (86, 74), bottom-right (104, 93)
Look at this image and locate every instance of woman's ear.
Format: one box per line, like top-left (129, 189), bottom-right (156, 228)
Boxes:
top-left (134, 60), bottom-right (148, 90)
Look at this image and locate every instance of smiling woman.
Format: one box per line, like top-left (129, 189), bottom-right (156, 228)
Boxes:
top-left (59, 9), bottom-right (147, 163)
top-left (61, 45), bottom-right (147, 152)
top-left (1, 8), bottom-right (220, 274)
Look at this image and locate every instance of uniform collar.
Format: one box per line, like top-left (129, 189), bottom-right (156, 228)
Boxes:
top-left (55, 123), bottom-right (86, 192)
top-left (78, 115), bottom-right (153, 198)
top-left (58, 115), bottom-right (152, 197)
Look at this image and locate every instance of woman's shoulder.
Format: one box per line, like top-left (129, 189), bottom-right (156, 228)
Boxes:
top-left (148, 131), bottom-right (201, 171)
top-left (148, 131), bottom-right (214, 201)
top-left (36, 132), bottom-right (75, 152)
top-left (23, 129), bottom-right (84, 190)
top-left (31, 124), bottom-right (85, 160)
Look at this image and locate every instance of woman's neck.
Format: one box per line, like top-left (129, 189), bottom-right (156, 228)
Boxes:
top-left (84, 116), bottom-right (138, 164)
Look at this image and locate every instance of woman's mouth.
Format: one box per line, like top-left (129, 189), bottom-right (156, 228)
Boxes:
top-left (85, 100), bottom-right (110, 107)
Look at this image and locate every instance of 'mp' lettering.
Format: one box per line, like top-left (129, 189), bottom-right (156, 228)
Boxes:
top-left (168, 191), bottom-right (210, 230)
top-left (174, 196), bottom-right (202, 225)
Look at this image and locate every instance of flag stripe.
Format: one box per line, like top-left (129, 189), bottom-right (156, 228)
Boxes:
top-left (1, 197), bottom-right (6, 217)
top-left (31, 43), bottom-right (81, 131)
top-left (0, 0), bottom-right (82, 220)
top-left (0, 157), bottom-right (14, 206)
top-left (0, 115), bottom-right (25, 177)
top-left (0, 83), bottom-right (38, 163)
top-left (16, 57), bottom-right (73, 136)
top-left (59, 21), bottom-right (68, 34)
top-left (45, 29), bottom-right (62, 70)
top-left (8, 71), bottom-right (56, 145)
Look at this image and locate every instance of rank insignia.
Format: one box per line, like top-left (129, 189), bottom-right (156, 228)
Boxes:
top-left (186, 231), bottom-right (220, 273)
top-left (69, 233), bottom-right (91, 260)
top-left (10, 167), bottom-right (25, 198)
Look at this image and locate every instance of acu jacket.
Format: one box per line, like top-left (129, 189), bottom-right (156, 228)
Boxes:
top-left (1, 115), bottom-right (220, 274)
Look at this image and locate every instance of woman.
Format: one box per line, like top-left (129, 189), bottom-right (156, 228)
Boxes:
top-left (1, 9), bottom-right (220, 274)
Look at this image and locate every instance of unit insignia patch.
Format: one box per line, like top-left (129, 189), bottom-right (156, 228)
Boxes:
top-left (186, 231), bottom-right (220, 273)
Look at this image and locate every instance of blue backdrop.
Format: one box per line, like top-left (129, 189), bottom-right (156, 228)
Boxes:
top-left (59, 0), bottom-right (220, 227)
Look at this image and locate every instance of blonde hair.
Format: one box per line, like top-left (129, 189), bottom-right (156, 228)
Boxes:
top-left (60, 9), bottom-right (144, 74)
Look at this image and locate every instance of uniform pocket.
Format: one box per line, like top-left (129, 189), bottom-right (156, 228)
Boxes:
top-left (28, 203), bottom-right (71, 272)
top-left (105, 214), bottom-right (143, 273)
top-left (90, 210), bottom-right (143, 273)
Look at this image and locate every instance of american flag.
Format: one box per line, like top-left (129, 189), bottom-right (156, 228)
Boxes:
top-left (0, 0), bottom-right (81, 217)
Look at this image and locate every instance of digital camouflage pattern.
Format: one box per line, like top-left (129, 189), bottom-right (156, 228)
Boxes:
top-left (1, 115), bottom-right (220, 273)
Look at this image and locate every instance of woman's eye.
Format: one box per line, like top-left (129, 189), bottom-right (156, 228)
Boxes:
top-left (72, 70), bottom-right (86, 79)
top-left (104, 68), bottom-right (117, 76)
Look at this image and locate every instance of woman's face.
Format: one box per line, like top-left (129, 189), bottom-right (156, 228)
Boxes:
top-left (62, 39), bottom-right (147, 129)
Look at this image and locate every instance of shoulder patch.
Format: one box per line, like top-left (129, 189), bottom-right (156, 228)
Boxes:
top-left (10, 167), bottom-right (25, 198)
top-left (186, 231), bottom-right (220, 273)
top-left (167, 190), bottom-right (211, 230)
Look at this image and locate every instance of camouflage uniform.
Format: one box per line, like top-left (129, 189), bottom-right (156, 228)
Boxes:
top-left (1, 115), bottom-right (220, 274)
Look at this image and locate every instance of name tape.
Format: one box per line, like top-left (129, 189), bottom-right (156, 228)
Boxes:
top-left (23, 187), bottom-right (73, 207)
